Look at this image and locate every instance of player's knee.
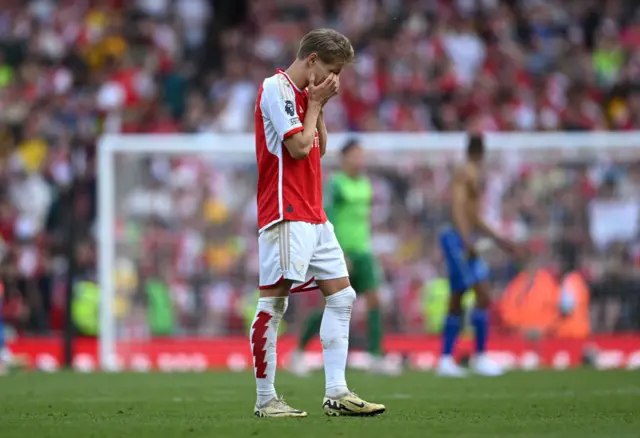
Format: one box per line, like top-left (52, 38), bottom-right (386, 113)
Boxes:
top-left (325, 286), bottom-right (356, 309)
top-left (256, 296), bottom-right (289, 317)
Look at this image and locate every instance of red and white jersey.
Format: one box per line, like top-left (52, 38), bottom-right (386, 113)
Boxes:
top-left (255, 69), bottom-right (326, 232)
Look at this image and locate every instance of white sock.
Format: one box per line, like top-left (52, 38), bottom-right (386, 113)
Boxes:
top-left (250, 296), bottom-right (288, 406)
top-left (320, 287), bottom-right (356, 398)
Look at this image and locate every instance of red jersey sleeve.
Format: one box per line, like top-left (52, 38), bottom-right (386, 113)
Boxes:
top-left (261, 74), bottom-right (304, 141)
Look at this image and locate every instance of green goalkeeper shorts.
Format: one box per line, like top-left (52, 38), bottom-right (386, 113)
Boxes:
top-left (344, 251), bottom-right (382, 293)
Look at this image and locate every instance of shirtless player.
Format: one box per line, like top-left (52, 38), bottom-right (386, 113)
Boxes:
top-left (436, 134), bottom-right (520, 377)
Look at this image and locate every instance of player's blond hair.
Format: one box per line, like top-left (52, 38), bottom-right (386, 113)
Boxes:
top-left (297, 29), bottom-right (355, 65)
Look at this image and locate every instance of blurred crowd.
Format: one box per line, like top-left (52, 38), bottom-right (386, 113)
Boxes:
top-left (111, 148), bottom-right (640, 338)
top-left (1, 0), bottom-right (640, 338)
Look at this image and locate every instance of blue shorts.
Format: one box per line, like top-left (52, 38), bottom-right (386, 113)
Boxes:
top-left (439, 226), bottom-right (489, 293)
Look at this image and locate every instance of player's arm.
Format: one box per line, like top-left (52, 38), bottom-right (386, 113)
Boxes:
top-left (475, 215), bottom-right (516, 255)
top-left (284, 74), bottom-right (337, 159)
top-left (317, 108), bottom-right (328, 157)
top-left (284, 102), bottom-right (322, 159)
top-left (262, 76), bottom-right (312, 159)
top-left (466, 168), bottom-right (516, 255)
top-left (317, 72), bottom-right (337, 158)
top-left (263, 74), bottom-right (337, 159)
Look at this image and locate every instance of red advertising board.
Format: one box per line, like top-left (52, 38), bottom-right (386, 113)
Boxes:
top-left (8, 334), bottom-right (640, 372)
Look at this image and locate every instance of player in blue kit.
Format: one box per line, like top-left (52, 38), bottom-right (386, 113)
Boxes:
top-left (437, 134), bottom-right (520, 377)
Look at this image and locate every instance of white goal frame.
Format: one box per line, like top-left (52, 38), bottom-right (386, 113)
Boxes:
top-left (97, 131), bottom-right (640, 371)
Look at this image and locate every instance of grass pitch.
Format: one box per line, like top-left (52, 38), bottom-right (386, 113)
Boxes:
top-left (0, 369), bottom-right (638, 438)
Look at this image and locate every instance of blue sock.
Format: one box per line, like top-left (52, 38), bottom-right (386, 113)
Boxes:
top-left (471, 308), bottom-right (489, 354)
top-left (442, 314), bottom-right (462, 356)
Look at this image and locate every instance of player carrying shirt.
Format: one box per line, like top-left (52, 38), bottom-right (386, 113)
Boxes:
top-left (437, 134), bottom-right (521, 377)
top-left (290, 139), bottom-right (397, 375)
top-left (252, 29), bottom-right (385, 418)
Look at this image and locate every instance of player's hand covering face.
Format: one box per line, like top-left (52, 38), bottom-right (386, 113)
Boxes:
top-left (308, 72), bottom-right (339, 105)
top-left (307, 54), bottom-right (342, 105)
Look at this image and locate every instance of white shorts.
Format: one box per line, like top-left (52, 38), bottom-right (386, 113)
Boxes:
top-left (258, 221), bottom-right (349, 293)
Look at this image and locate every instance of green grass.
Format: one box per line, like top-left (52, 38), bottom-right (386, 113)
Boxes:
top-left (0, 370), bottom-right (639, 437)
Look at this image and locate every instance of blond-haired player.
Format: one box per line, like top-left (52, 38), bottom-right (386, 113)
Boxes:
top-left (251, 29), bottom-right (386, 418)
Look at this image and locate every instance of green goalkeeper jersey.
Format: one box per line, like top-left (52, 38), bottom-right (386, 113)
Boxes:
top-left (326, 172), bottom-right (373, 253)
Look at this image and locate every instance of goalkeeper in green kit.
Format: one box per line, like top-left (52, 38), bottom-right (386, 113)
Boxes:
top-left (288, 139), bottom-right (398, 375)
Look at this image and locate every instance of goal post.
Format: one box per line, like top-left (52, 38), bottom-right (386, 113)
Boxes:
top-left (97, 134), bottom-right (267, 370)
top-left (97, 131), bottom-right (640, 371)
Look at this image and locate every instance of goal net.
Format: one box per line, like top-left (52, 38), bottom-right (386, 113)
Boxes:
top-left (97, 132), bottom-right (640, 371)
